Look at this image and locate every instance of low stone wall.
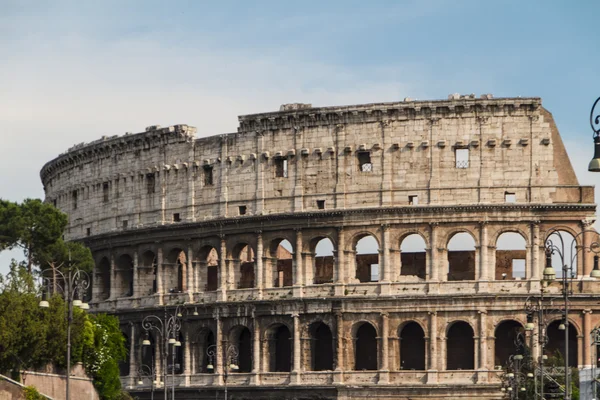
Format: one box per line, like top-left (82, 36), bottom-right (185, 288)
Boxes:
top-left (20, 365), bottom-right (98, 400)
top-left (0, 375), bottom-right (27, 400)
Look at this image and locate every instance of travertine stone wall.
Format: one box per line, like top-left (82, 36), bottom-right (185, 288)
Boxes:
top-left (40, 97), bottom-right (592, 241)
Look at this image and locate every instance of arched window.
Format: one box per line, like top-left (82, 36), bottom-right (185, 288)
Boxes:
top-left (229, 326), bottom-right (252, 373)
top-left (400, 234), bottom-right (427, 279)
top-left (496, 232), bottom-right (527, 280)
top-left (268, 239), bottom-right (293, 288)
top-left (140, 251), bottom-right (157, 295)
top-left (355, 235), bottom-right (380, 283)
top-left (233, 244), bottom-right (255, 289)
top-left (198, 246), bottom-right (219, 292)
top-left (313, 238), bottom-right (334, 284)
top-left (95, 257), bottom-right (111, 301)
top-left (267, 324), bottom-right (292, 372)
top-left (494, 320), bottom-right (525, 367)
top-left (309, 322), bottom-right (334, 371)
top-left (165, 248), bottom-right (186, 293)
top-left (115, 254), bottom-right (134, 297)
top-left (446, 321), bottom-right (474, 370)
top-left (196, 328), bottom-right (215, 373)
top-left (140, 332), bottom-right (155, 371)
top-left (354, 322), bottom-right (378, 370)
top-left (399, 322), bottom-right (425, 370)
top-left (546, 320), bottom-right (578, 367)
top-left (447, 233), bottom-right (476, 281)
top-left (119, 331), bottom-right (130, 376)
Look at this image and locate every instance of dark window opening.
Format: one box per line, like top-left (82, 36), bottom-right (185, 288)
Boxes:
top-left (270, 325), bottom-right (292, 372)
top-left (103, 182), bottom-right (109, 203)
top-left (355, 323), bottom-right (377, 370)
top-left (275, 157), bottom-right (288, 178)
top-left (72, 190), bottom-right (78, 210)
top-left (494, 320), bottom-right (525, 367)
top-left (173, 213), bottom-right (181, 222)
top-left (317, 200), bottom-right (325, 209)
top-left (238, 205), bottom-right (247, 215)
top-left (400, 322), bottom-right (425, 370)
top-left (203, 165), bottom-right (214, 186)
top-left (122, 220), bottom-right (128, 229)
top-left (206, 266), bottom-right (218, 291)
top-left (86, 228), bottom-right (91, 237)
top-left (116, 254), bottom-right (134, 297)
top-left (239, 262), bottom-right (255, 289)
top-left (400, 252), bottom-right (426, 279)
top-left (313, 238), bottom-right (334, 284)
top-left (237, 328), bottom-right (252, 373)
top-left (409, 195), bottom-right (418, 205)
top-left (455, 148), bottom-right (469, 169)
top-left (200, 330), bottom-right (216, 373)
top-left (358, 151), bottom-right (372, 172)
top-left (52, 199), bottom-right (57, 207)
top-left (447, 322), bottom-right (474, 370)
top-left (546, 320), bottom-right (577, 367)
top-left (146, 174), bottom-right (155, 194)
top-left (310, 323), bottom-right (334, 371)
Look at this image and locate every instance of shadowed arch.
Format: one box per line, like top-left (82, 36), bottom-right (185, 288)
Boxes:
top-left (95, 257), bottom-right (111, 301)
top-left (309, 321), bottom-right (334, 371)
top-left (399, 321), bottom-right (425, 370)
top-left (354, 322), bottom-right (378, 370)
top-left (446, 321), bottom-right (474, 370)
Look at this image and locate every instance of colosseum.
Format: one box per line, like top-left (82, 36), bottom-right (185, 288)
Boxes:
top-left (40, 95), bottom-right (599, 399)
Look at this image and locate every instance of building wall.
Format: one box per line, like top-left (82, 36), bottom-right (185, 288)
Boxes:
top-left (41, 96), bottom-right (599, 400)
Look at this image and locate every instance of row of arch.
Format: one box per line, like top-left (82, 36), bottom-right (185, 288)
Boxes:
top-left (118, 318), bottom-right (578, 377)
top-left (96, 228), bottom-right (577, 300)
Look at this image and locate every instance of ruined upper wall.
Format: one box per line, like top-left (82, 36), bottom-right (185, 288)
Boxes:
top-left (40, 96), bottom-right (593, 241)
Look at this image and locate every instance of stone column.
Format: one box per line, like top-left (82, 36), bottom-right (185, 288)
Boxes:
top-left (583, 310), bottom-right (592, 367)
top-left (218, 237), bottom-right (227, 301)
top-left (379, 312), bottom-right (390, 383)
top-left (294, 229), bottom-right (304, 287)
top-left (381, 224), bottom-right (391, 282)
top-left (531, 222), bottom-right (540, 280)
top-left (581, 221), bottom-right (593, 277)
top-left (156, 247), bottom-right (164, 295)
top-left (133, 251), bottom-right (139, 297)
top-left (256, 232), bottom-right (264, 299)
top-left (291, 313), bottom-right (302, 383)
top-left (479, 222), bottom-right (489, 281)
top-left (334, 228), bottom-right (346, 296)
top-left (334, 312), bottom-right (344, 383)
top-left (478, 311), bottom-right (488, 375)
top-left (439, 337), bottom-right (446, 371)
top-left (252, 317), bottom-right (261, 384)
top-left (109, 253), bottom-right (116, 300)
top-left (429, 223), bottom-right (439, 281)
top-left (215, 314), bottom-right (224, 385)
top-left (428, 312), bottom-right (438, 371)
top-left (184, 328), bottom-right (191, 385)
top-left (129, 323), bottom-right (137, 383)
top-left (186, 245), bottom-right (194, 297)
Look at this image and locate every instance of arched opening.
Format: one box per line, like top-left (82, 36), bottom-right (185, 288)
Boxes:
top-left (233, 244), bottom-right (255, 289)
top-left (447, 232), bottom-right (476, 281)
top-left (399, 322), bottom-right (425, 370)
top-left (546, 320), bottom-right (578, 367)
top-left (95, 257), bottom-right (111, 301)
top-left (268, 325), bottom-right (292, 372)
top-left (446, 321), bottom-right (474, 370)
top-left (165, 248), bottom-right (186, 293)
top-left (312, 238), bottom-right (334, 284)
top-left (355, 235), bottom-right (380, 283)
top-left (198, 246), bottom-right (219, 292)
top-left (115, 254), bottom-right (134, 297)
top-left (168, 333), bottom-right (184, 375)
top-left (268, 239), bottom-right (293, 288)
top-left (400, 234), bottom-right (427, 279)
top-left (496, 232), bottom-right (527, 280)
top-left (119, 331), bottom-right (130, 376)
top-left (140, 332), bottom-right (155, 370)
top-left (229, 326), bottom-right (252, 373)
top-left (354, 322), bottom-right (378, 370)
top-left (140, 251), bottom-right (157, 295)
top-left (196, 328), bottom-right (215, 373)
top-left (494, 320), bottom-right (525, 367)
top-left (309, 322), bottom-right (334, 371)
top-left (546, 230), bottom-right (578, 278)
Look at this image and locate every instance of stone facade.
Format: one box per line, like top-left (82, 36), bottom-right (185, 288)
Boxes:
top-left (41, 96), bottom-right (599, 399)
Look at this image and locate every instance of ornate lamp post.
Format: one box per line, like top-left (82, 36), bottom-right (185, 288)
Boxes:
top-left (591, 328), bottom-right (600, 399)
top-left (543, 228), bottom-right (600, 399)
top-left (38, 265), bottom-right (90, 400)
top-left (142, 306), bottom-right (182, 400)
top-left (589, 97), bottom-right (600, 172)
top-left (137, 360), bottom-right (161, 400)
top-left (207, 343), bottom-right (239, 400)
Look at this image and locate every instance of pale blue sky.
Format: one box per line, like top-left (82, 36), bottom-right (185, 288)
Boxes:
top-left (1, 1), bottom-right (598, 273)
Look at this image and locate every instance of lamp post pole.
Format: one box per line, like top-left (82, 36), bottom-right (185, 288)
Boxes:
top-left (142, 306), bottom-right (182, 400)
top-left (38, 264), bottom-right (90, 400)
top-left (589, 97), bottom-right (600, 172)
top-left (207, 344), bottom-right (239, 400)
top-left (137, 360), bottom-right (158, 400)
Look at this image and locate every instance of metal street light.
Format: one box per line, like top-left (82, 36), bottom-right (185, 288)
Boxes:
top-left (38, 264), bottom-right (90, 400)
top-left (142, 306), bottom-right (182, 400)
top-left (589, 97), bottom-right (600, 172)
top-left (137, 360), bottom-right (159, 400)
top-left (207, 343), bottom-right (239, 400)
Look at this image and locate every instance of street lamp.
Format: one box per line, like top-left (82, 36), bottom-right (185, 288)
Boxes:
top-left (589, 97), bottom-right (600, 172)
top-left (590, 328), bottom-right (600, 399)
top-left (38, 264), bottom-right (90, 400)
top-left (142, 306), bottom-right (182, 400)
top-left (137, 360), bottom-right (160, 400)
top-left (207, 344), bottom-right (239, 400)
top-left (544, 228), bottom-right (600, 400)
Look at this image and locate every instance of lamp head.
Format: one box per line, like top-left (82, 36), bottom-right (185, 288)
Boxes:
top-left (514, 354), bottom-right (523, 360)
top-left (168, 337), bottom-right (176, 345)
top-left (39, 300), bottom-right (50, 308)
top-left (142, 339), bottom-right (151, 346)
top-left (175, 341), bottom-right (181, 347)
top-left (559, 322), bottom-right (566, 331)
top-left (527, 372), bottom-right (534, 378)
top-left (72, 299), bottom-right (82, 307)
top-left (80, 302), bottom-right (90, 310)
top-left (230, 363), bottom-right (239, 371)
top-left (207, 364), bottom-right (214, 370)
top-left (137, 379), bottom-right (144, 385)
top-left (589, 135), bottom-right (600, 172)
top-left (507, 372), bottom-right (514, 378)
top-left (591, 256), bottom-right (600, 278)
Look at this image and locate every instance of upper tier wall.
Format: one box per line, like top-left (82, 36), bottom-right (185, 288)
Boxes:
top-left (40, 97), bottom-right (592, 241)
